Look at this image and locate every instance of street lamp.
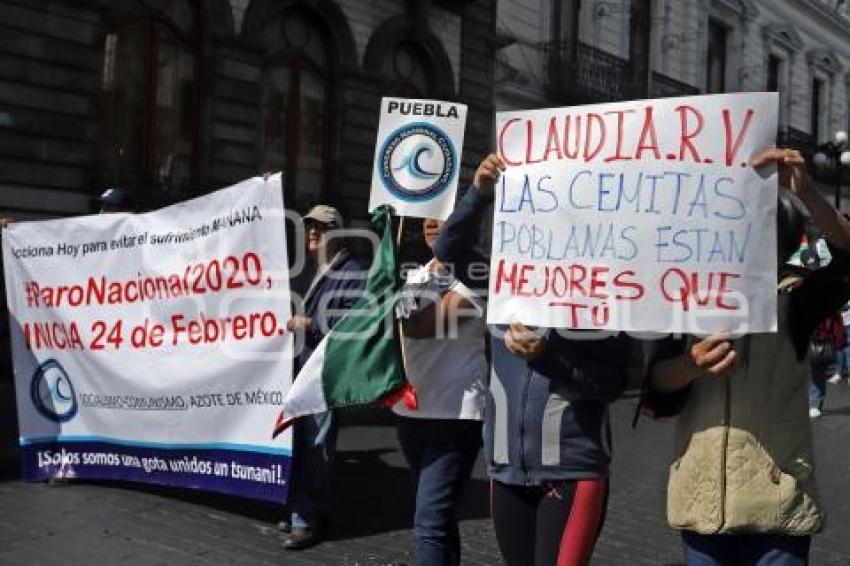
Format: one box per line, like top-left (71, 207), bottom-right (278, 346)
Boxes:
top-left (811, 130), bottom-right (850, 209)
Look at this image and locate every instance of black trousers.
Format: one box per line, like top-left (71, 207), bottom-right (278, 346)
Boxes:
top-left (491, 477), bottom-right (608, 566)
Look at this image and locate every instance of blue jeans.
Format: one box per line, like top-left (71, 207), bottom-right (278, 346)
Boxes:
top-left (809, 363), bottom-right (828, 411)
top-left (290, 409), bottom-right (338, 530)
top-left (397, 417), bottom-right (482, 566)
top-left (682, 531), bottom-right (810, 565)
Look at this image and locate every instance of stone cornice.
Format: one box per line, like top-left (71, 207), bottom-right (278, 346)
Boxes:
top-left (807, 48), bottom-right (845, 74)
top-left (795, 0), bottom-right (850, 38)
top-left (761, 22), bottom-right (804, 52)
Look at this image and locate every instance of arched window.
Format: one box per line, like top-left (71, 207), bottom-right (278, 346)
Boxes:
top-left (259, 11), bottom-right (330, 213)
top-left (100, 0), bottom-right (200, 197)
top-left (365, 19), bottom-right (453, 100)
top-left (385, 42), bottom-right (434, 97)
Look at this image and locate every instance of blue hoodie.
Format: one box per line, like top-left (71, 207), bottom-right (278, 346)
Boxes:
top-left (435, 187), bottom-right (630, 485)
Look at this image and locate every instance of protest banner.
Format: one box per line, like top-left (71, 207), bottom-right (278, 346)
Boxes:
top-left (369, 97), bottom-right (468, 220)
top-left (2, 175), bottom-right (293, 502)
top-left (489, 92), bottom-right (779, 334)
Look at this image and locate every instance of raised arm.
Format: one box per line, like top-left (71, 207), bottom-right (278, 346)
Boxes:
top-left (434, 154), bottom-right (505, 289)
top-left (751, 148), bottom-right (850, 348)
top-left (752, 147), bottom-right (850, 251)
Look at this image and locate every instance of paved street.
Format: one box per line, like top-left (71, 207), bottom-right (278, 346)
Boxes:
top-left (2, 384), bottom-right (850, 565)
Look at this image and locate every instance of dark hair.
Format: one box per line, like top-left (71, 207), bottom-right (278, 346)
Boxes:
top-left (777, 189), bottom-right (805, 264)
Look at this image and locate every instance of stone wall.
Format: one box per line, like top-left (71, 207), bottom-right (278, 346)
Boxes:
top-left (0, 0), bottom-right (106, 218)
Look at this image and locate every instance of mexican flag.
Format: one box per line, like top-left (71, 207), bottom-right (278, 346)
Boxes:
top-left (273, 206), bottom-right (415, 437)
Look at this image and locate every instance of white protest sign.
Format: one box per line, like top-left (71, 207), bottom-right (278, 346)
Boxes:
top-left (2, 175), bottom-right (293, 501)
top-left (488, 93), bottom-right (779, 334)
top-left (369, 97), bottom-right (468, 220)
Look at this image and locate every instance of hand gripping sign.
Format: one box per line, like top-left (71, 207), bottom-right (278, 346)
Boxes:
top-left (488, 92), bottom-right (779, 335)
top-left (369, 97), bottom-right (468, 220)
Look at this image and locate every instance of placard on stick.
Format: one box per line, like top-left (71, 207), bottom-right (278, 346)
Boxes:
top-left (369, 97), bottom-right (468, 220)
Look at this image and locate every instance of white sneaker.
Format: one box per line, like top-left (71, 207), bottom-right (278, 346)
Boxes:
top-left (809, 407), bottom-right (822, 419)
top-left (828, 374), bottom-right (842, 384)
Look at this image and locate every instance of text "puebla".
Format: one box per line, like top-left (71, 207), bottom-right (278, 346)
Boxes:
top-left (387, 101), bottom-right (459, 119)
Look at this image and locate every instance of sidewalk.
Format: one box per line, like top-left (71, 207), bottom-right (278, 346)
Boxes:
top-left (2, 386), bottom-right (850, 565)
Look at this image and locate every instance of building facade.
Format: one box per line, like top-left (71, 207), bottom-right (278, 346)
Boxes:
top-left (495, 0), bottom-right (850, 153)
top-left (0, 0), bottom-right (496, 454)
top-left (0, 0), bottom-right (496, 222)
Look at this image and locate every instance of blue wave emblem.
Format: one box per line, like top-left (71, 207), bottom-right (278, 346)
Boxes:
top-left (392, 143), bottom-right (440, 180)
top-left (47, 375), bottom-right (73, 402)
top-left (31, 359), bottom-right (77, 423)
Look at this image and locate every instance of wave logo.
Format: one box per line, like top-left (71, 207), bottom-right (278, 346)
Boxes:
top-left (31, 359), bottom-right (78, 423)
top-left (379, 122), bottom-right (457, 202)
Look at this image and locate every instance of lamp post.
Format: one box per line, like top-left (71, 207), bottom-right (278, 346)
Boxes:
top-left (811, 130), bottom-right (850, 210)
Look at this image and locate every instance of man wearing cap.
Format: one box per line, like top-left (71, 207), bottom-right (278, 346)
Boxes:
top-left (282, 204), bottom-right (365, 550)
top-left (96, 187), bottom-right (136, 214)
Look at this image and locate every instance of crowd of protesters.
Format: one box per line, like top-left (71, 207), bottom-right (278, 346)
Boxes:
top-left (3, 145), bottom-right (850, 566)
top-left (268, 146), bottom-right (850, 566)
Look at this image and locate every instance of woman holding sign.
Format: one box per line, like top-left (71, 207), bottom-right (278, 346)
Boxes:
top-left (434, 156), bottom-right (631, 566)
top-left (643, 148), bottom-right (850, 566)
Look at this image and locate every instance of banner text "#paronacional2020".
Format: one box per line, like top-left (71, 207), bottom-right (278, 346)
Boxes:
top-left (21, 252), bottom-right (268, 310)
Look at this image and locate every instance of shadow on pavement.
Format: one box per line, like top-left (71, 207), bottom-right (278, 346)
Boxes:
top-left (329, 447), bottom-right (414, 539)
top-left (78, 478), bottom-right (285, 522)
top-left (823, 405), bottom-right (850, 417)
top-left (326, 446), bottom-right (490, 542)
